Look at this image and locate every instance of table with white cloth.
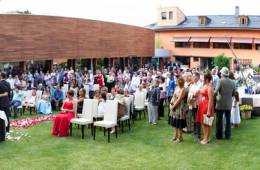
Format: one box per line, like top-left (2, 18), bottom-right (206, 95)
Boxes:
top-left (239, 93), bottom-right (260, 116)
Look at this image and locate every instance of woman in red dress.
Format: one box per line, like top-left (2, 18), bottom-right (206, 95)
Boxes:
top-left (52, 90), bottom-right (76, 137)
top-left (196, 71), bottom-right (214, 144)
top-left (96, 70), bottom-right (104, 88)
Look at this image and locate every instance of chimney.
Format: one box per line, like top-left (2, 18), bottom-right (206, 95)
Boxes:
top-left (235, 6), bottom-right (239, 16)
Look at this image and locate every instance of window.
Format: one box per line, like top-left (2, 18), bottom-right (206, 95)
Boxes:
top-left (161, 12), bottom-right (167, 20)
top-left (256, 44), bottom-right (260, 50)
top-left (175, 42), bottom-right (191, 48)
top-left (193, 42), bottom-right (210, 48)
top-left (193, 57), bottom-right (199, 62)
top-left (240, 16), bottom-right (249, 25)
top-left (200, 17), bottom-right (206, 25)
top-left (213, 43), bottom-right (229, 49)
top-left (169, 11), bottom-right (173, 20)
top-left (234, 43), bottom-right (252, 49)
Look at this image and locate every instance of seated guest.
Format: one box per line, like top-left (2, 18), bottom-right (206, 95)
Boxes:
top-left (11, 88), bottom-right (23, 118)
top-left (37, 87), bottom-right (52, 115)
top-left (77, 88), bottom-right (86, 114)
top-left (97, 92), bottom-right (107, 116)
top-left (51, 85), bottom-right (64, 111)
top-left (115, 89), bottom-right (127, 119)
top-left (93, 90), bottom-right (100, 100)
top-left (24, 89), bottom-right (37, 109)
top-left (107, 87), bottom-right (117, 100)
top-left (52, 90), bottom-right (76, 137)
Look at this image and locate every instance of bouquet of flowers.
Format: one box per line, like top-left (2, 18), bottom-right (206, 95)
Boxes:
top-left (240, 105), bottom-right (253, 112)
top-left (240, 105), bottom-right (253, 119)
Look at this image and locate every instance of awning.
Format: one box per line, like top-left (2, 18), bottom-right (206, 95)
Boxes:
top-left (210, 37), bottom-right (231, 43)
top-left (154, 48), bottom-right (170, 58)
top-left (172, 37), bottom-right (190, 42)
top-left (232, 38), bottom-right (253, 44)
top-left (189, 37), bottom-right (210, 42)
top-left (254, 38), bottom-right (260, 44)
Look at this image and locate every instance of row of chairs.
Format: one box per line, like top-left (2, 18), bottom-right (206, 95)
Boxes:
top-left (70, 97), bottom-right (132, 143)
top-left (15, 90), bottom-right (43, 115)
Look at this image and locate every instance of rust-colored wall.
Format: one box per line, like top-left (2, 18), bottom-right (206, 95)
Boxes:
top-left (157, 29), bottom-right (260, 66)
top-left (0, 14), bottom-right (154, 62)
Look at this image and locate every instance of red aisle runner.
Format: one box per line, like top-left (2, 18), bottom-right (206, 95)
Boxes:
top-left (10, 116), bottom-right (56, 129)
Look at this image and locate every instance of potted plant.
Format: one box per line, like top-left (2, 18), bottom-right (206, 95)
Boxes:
top-left (240, 105), bottom-right (253, 119)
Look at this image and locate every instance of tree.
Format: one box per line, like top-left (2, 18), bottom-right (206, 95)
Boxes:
top-left (213, 53), bottom-right (231, 69)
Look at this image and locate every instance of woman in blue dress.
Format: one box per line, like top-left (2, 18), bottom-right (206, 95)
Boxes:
top-left (37, 87), bottom-right (52, 114)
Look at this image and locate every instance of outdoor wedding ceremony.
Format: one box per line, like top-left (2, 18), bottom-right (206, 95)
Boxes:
top-left (0, 0), bottom-right (260, 170)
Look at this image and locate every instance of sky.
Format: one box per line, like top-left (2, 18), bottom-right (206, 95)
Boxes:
top-left (0, 0), bottom-right (260, 27)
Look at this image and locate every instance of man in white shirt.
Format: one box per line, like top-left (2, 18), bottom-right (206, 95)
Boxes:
top-left (187, 72), bottom-right (202, 141)
top-left (131, 72), bottom-right (140, 92)
top-left (6, 74), bottom-right (15, 90)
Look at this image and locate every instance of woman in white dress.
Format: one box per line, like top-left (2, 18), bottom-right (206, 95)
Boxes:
top-left (231, 91), bottom-right (241, 128)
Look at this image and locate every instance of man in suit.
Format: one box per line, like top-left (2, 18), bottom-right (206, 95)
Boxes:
top-left (0, 72), bottom-right (11, 133)
top-left (214, 67), bottom-right (236, 140)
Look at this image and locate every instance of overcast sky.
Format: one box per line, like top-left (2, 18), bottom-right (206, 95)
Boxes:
top-left (0, 0), bottom-right (259, 27)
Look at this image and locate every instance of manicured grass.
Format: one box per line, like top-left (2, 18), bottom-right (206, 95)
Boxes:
top-left (0, 112), bottom-right (260, 170)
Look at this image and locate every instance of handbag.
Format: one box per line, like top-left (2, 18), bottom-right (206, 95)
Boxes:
top-left (203, 114), bottom-right (214, 126)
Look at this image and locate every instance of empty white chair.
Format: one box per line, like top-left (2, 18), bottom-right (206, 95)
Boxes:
top-left (93, 100), bottom-right (118, 143)
top-left (119, 97), bottom-right (131, 132)
top-left (70, 99), bottom-right (98, 139)
top-left (83, 84), bottom-right (90, 98)
top-left (134, 91), bottom-right (146, 120)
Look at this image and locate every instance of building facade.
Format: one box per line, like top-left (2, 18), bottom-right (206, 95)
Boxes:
top-left (149, 6), bottom-right (260, 70)
top-left (0, 14), bottom-right (154, 72)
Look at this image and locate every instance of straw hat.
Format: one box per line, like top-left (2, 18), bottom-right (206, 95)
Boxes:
top-left (220, 67), bottom-right (229, 77)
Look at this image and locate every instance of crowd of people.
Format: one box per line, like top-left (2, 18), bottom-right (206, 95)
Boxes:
top-left (0, 64), bottom-right (242, 144)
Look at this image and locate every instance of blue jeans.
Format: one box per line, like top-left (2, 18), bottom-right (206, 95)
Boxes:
top-left (11, 100), bottom-right (22, 116)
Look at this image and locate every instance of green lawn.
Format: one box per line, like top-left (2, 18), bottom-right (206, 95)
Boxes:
top-left (0, 112), bottom-right (260, 170)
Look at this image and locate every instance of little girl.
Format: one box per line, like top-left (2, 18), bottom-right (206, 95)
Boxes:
top-left (231, 91), bottom-right (241, 128)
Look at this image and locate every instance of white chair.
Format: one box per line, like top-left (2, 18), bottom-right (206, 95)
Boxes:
top-left (134, 92), bottom-right (146, 120)
top-left (36, 90), bottom-right (43, 101)
top-left (70, 99), bottom-right (98, 139)
top-left (93, 100), bottom-right (118, 143)
top-left (118, 97), bottom-right (131, 132)
top-left (83, 84), bottom-right (90, 98)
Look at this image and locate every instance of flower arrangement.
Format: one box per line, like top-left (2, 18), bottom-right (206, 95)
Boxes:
top-left (240, 105), bottom-right (253, 119)
top-left (240, 105), bottom-right (253, 112)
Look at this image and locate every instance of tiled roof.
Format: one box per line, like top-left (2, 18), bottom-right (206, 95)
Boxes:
top-left (148, 15), bottom-right (260, 30)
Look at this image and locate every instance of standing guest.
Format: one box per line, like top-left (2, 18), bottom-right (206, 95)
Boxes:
top-left (7, 75), bottom-right (15, 91)
top-left (169, 77), bottom-right (186, 143)
top-left (147, 79), bottom-right (160, 125)
top-left (51, 85), bottom-right (64, 111)
top-left (212, 68), bottom-right (220, 90)
top-left (70, 79), bottom-right (78, 98)
top-left (11, 88), bottom-right (23, 118)
top-left (0, 72), bottom-right (11, 133)
top-left (77, 88), bottom-right (86, 114)
top-left (37, 87), bottom-right (52, 115)
top-left (106, 71), bottom-right (115, 93)
top-left (187, 72), bottom-right (202, 141)
top-left (52, 90), bottom-right (76, 137)
top-left (131, 72), bottom-right (141, 92)
top-left (166, 73), bottom-right (175, 103)
top-left (231, 91), bottom-right (240, 128)
top-left (117, 70), bottom-right (123, 88)
top-left (96, 70), bottom-right (104, 88)
top-left (158, 77), bottom-right (166, 118)
top-left (196, 71), bottom-right (214, 145)
top-left (215, 67), bottom-right (236, 140)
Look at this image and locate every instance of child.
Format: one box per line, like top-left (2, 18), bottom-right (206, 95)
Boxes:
top-left (231, 91), bottom-right (241, 128)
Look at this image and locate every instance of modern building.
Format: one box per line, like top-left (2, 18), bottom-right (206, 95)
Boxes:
top-left (0, 14), bottom-right (154, 72)
top-left (148, 6), bottom-right (260, 70)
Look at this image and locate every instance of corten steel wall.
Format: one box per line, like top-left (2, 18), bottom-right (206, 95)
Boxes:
top-left (0, 14), bottom-right (154, 62)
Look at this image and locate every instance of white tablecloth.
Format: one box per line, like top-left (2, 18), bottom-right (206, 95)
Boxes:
top-left (0, 111), bottom-right (8, 127)
top-left (239, 94), bottom-right (260, 107)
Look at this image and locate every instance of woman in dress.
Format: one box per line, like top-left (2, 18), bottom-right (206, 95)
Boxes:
top-left (169, 77), bottom-right (186, 143)
top-left (37, 87), bottom-right (52, 115)
top-left (77, 88), bottom-right (86, 114)
top-left (70, 79), bottom-right (78, 98)
top-left (52, 90), bottom-right (76, 137)
top-left (196, 71), bottom-right (214, 145)
top-left (231, 91), bottom-right (240, 128)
